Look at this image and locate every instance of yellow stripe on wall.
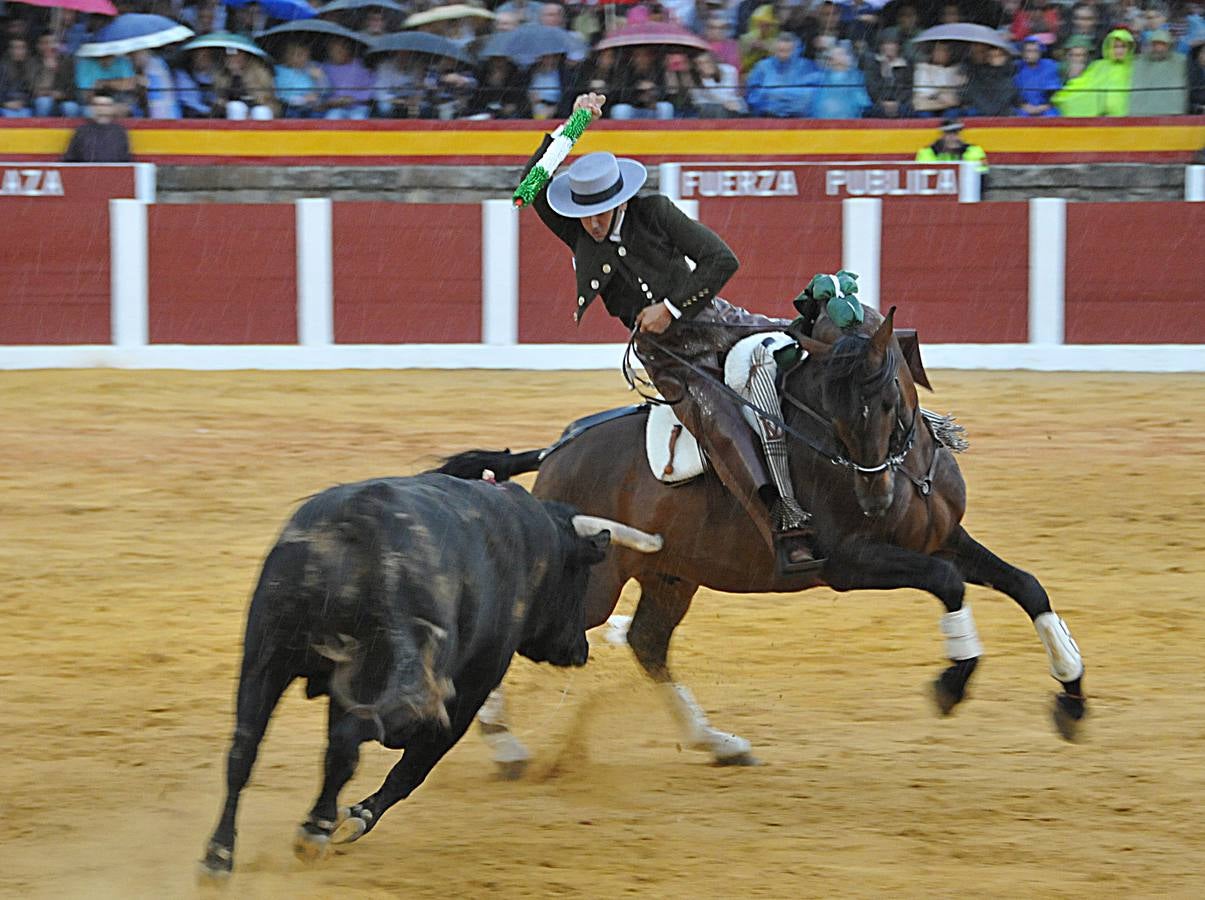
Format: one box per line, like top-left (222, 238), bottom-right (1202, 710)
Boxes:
top-left (3, 123), bottom-right (1202, 159)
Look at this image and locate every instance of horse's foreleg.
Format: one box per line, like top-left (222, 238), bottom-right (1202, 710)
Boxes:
top-left (823, 539), bottom-right (982, 715)
top-left (943, 526), bottom-right (1086, 741)
top-left (629, 574), bottom-right (756, 766)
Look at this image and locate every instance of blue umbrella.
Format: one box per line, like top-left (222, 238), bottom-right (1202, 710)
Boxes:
top-left (76, 13), bottom-right (194, 57)
top-left (367, 31), bottom-right (474, 65)
top-left (478, 24), bottom-right (579, 67)
top-left (225, 0), bottom-right (315, 23)
top-left (181, 32), bottom-right (273, 61)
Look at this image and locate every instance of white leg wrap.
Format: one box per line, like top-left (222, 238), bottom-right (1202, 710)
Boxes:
top-left (477, 689), bottom-right (531, 765)
top-left (1034, 611), bottom-right (1084, 683)
top-left (658, 683), bottom-right (751, 760)
top-left (940, 605), bottom-right (984, 661)
top-left (478, 688), bottom-right (507, 727)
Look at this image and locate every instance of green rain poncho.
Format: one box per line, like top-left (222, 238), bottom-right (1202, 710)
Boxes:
top-left (1055, 29), bottom-right (1136, 117)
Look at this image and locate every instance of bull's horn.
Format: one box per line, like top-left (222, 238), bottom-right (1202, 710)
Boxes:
top-left (572, 515), bottom-right (663, 553)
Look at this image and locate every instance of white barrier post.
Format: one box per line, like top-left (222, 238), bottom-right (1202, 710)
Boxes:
top-left (132, 163), bottom-right (156, 202)
top-left (296, 198), bottom-right (333, 346)
top-left (842, 197), bottom-right (881, 310)
top-left (481, 199), bottom-right (519, 346)
top-left (659, 162), bottom-right (682, 202)
top-left (958, 161), bottom-right (982, 203)
top-left (1186, 165), bottom-right (1205, 202)
top-left (110, 198), bottom-right (147, 348)
top-left (1028, 198), bottom-right (1066, 345)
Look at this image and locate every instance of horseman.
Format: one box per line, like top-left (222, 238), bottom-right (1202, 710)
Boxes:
top-left (522, 91), bottom-right (814, 573)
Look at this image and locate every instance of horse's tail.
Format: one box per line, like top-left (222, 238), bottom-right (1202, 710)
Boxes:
top-left (433, 448), bottom-right (544, 483)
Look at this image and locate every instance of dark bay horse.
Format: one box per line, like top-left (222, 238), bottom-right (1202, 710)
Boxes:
top-left (439, 308), bottom-right (1087, 767)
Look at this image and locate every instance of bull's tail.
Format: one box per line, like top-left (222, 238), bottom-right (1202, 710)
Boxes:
top-left (433, 448), bottom-right (544, 483)
top-left (311, 483), bottom-right (455, 732)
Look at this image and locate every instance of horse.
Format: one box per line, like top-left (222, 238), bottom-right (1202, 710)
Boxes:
top-left (437, 306), bottom-right (1087, 769)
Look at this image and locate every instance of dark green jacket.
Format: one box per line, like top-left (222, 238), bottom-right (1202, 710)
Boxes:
top-left (525, 133), bottom-right (739, 328)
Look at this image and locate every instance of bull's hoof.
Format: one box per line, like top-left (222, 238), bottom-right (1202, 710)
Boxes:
top-left (331, 805), bottom-right (373, 845)
top-left (714, 751), bottom-right (761, 767)
top-left (1053, 693), bottom-right (1086, 742)
top-left (197, 842), bottom-right (232, 883)
top-left (292, 826), bottom-right (331, 863)
top-left (495, 758), bottom-right (529, 781)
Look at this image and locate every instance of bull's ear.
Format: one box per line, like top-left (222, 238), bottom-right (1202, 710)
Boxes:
top-left (870, 305), bottom-right (896, 356)
top-left (581, 530), bottom-right (610, 564)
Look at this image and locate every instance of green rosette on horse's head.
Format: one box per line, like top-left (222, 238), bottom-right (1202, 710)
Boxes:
top-left (796, 270), bottom-right (864, 330)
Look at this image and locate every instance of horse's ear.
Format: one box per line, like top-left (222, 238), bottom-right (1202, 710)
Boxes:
top-left (870, 306), bottom-right (896, 355)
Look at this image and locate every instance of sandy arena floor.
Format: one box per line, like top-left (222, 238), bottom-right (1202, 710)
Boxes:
top-left (1, 368), bottom-right (1203, 899)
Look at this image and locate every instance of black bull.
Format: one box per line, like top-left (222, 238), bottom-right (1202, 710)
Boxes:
top-left (201, 474), bottom-right (661, 878)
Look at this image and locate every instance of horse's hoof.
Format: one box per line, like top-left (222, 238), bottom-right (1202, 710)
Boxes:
top-left (714, 751), bottom-right (761, 767)
top-left (292, 826), bottom-right (331, 863)
top-left (932, 678), bottom-right (961, 716)
top-left (1053, 693), bottom-right (1086, 742)
top-left (495, 758), bottom-right (529, 781)
top-left (198, 843), bottom-right (232, 883)
top-left (331, 814), bottom-right (370, 845)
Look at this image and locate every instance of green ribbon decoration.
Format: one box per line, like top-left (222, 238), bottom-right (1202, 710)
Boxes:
top-left (806, 270), bottom-right (863, 330)
top-left (512, 108), bottom-right (595, 208)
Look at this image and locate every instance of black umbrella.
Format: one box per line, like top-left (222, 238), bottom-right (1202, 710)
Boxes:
top-left (367, 31), bottom-right (474, 65)
top-left (255, 19), bottom-right (373, 57)
top-left (477, 23), bottom-right (579, 66)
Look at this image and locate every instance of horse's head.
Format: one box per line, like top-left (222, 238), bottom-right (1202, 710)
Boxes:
top-left (806, 307), bottom-right (917, 519)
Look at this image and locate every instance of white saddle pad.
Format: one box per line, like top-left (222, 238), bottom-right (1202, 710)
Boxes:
top-left (645, 401), bottom-right (706, 484)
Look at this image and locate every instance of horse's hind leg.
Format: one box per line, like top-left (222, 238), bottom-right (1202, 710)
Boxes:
top-left (629, 574), bottom-right (756, 766)
top-left (943, 526), bottom-right (1086, 741)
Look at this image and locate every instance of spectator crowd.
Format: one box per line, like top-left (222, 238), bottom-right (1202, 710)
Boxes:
top-left (1, 0), bottom-right (1202, 121)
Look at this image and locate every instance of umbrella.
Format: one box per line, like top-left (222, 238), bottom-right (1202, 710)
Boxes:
top-left (913, 23), bottom-right (1017, 54)
top-left (594, 21), bottom-right (710, 53)
top-left (478, 23), bottom-right (578, 66)
top-left (404, 4), bottom-right (494, 29)
top-left (256, 19), bottom-right (373, 53)
top-left (367, 31), bottom-right (474, 65)
top-left (10, 0), bottom-right (116, 14)
top-left (225, 0), bottom-right (315, 22)
top-left (181, 32), bottom-right (272, 61)
top-left (318, 0), bottom-right (405, 14)
top-left (77, 13), bottom-right (194, 57)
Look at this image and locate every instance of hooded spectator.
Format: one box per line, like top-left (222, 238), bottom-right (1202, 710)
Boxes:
top-left (1129, 29), bottom-right (1189, 115)
top-left (962, 44), bottom-right (1019, 116)
top-left (1014, 36), bottom-right (1061, 116)
top-left (740, 4), bottom-right (780, 74)
top-left (811, 42), bottom-right (870, 119)
top-left (746, 33), bottom-right (816, 117)
top-left (864, 26), bottom-right (913, 118)
top-left (1054, 28), bottom-right (1135, 117)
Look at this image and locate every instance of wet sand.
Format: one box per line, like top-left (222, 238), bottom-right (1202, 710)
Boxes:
top-left (1, 368), bottom-right (1202, 899)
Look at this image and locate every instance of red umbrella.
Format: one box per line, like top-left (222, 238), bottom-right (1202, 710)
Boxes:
top-left (594, 21), bottom-right (711, 53)
top-left (11, 0), bottom-right (118, 14)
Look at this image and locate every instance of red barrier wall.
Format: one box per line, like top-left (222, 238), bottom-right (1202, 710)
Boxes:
top-left (0, 201), bottom-right (109, 344)
top-left (148, 205), bottom-right (296, 344)
top-left (881, 203), bottom-right (1029, 342)
top-left (334, 203), bottom-right (481, 343)
top-left (1065, 203), bottom-right (1205, 344)
top-left (699, 200), bottom-right (843, 313)
top-left (518, 215), bottom-right (630, 343)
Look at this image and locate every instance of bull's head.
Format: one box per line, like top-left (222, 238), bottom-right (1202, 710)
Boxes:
top-left (518, 508), bottom-right (662, 667)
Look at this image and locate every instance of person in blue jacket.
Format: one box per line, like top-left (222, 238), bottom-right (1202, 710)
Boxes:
top-left (745, 33), bottom-right (817, 118)
top-left (1014, 37), bottom-right (1062, 116)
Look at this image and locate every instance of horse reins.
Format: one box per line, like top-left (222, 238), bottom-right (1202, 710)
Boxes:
top-left (633, 329), bottom-right (943, 495)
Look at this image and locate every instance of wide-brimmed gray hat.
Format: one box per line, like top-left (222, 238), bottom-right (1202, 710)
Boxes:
top-left (547, 151), bottom-right (648, 218)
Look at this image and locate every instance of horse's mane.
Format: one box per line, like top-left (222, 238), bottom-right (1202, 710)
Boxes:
top-left (823, 332), bottom-right (898, 417)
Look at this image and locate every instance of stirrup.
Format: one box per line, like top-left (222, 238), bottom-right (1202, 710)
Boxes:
top-left (775, 528), bottom-right (823, 575)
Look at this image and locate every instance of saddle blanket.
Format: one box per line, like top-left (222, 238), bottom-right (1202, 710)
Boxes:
top-left (644, 331), bottom-right (797, 485)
